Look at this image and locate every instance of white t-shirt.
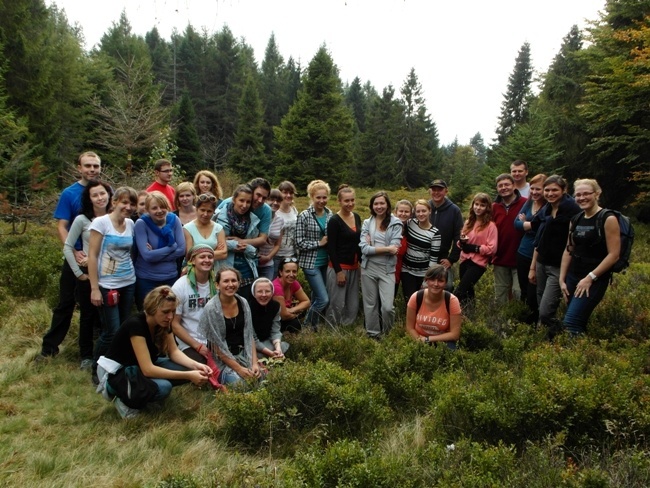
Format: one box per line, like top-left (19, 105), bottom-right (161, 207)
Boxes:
top-left (172, 276), bottom-right (213, 351)
top-left (89, 214), bottom-right (135, 289)
top-left (276, 206), bottom-right (298, 258)
top-left (259, 214), bottom-right (285, 268)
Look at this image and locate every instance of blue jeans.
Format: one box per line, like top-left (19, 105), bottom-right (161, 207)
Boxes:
top-left (94, 283), bottom-right (135, 363)
top-left (257, 265), bottom-right (275, 281)
top-left (563, 272), bottom-right (610, 335)
top-left (135, 277), bottom-right (176, 311)
top-left (304, 265), bottom-right (329, 328)
top-left (536, 263), bottom-right (562, 326)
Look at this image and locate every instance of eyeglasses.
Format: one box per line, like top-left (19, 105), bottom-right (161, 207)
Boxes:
top-left (159, 169), bottom-right (173, 173)
top-left (197, 194), bottom-right (217, 203)
top-left (281, 257), bottom-right (298, 264)
top-left (574, 192), bottom-right (595, 199)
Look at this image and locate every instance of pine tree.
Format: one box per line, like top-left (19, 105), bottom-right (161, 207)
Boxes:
top-left (260, 33), bottom-right (290, 156)
top-left (495, 42), bottom-right (533, 145)
top-left (469, 132), bottom-right (487, 166)
top-left (274, 46), bottom-right (354, 189)
top-left (145, 27), bottom-right (175, 105)
top-left (345, 77), bottom-right (367, 133)
top-left (174, 91), bottom-right (202, 175)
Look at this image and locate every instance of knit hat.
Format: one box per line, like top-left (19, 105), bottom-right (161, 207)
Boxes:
top-left (187, 243), bottom-right (214, 262)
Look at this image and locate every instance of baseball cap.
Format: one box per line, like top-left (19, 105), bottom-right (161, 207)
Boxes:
top-left (429, 179), bottom-right (448, 189)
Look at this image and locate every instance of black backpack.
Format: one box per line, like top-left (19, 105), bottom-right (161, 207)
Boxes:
top-left (570, 209), bottom-right (634, 274)
top-left (416, 289), bottom-right (451, 314)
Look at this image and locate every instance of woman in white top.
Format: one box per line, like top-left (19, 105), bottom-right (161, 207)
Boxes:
top-left (88, 186), bottom-right (139, 368)
top-left (257, 189), bottom-right (284, 280)
top-left (274, 180), bottom-right (299, 276)
top-left (183, 192), bottom-right (227, 269)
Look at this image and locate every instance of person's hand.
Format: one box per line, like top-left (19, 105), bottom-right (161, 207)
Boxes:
top-left (74, 250), bottom-right (87, 265)
top-left (271, 349), bottom-right (284, 359)
top-left (195, 344), bottom-right (210, 358)
top-left (251, 363), bottom-right (261, 378)
top-left (439, 259), bottom-right (451, 269)
top-left (188, 370), bottom-right (209, 386)
top-left (259, 254), bottom-right (271, 265)
top-left (574, 276), bottom-right (593, 298)
top-left (336, 271), bottom-right (346, 287)
top-left (528, 268), bottom-right (536, 285)
top-left (146, 243), bottom-right (153, 251)
top-left (560, 281), bottom-right (570, 303)
top-left (518, 213), bottom-right (526, 222)
top-left (91, 289), bottom-right (103, 306)
top-left (78, 274), bottom-right (89, 282)
top-left (216, 241), bottom-right (226, 250)
top-left (319, 236), bottom-right (328, 247)
top-left (387, 245), bottom-right (398, 255)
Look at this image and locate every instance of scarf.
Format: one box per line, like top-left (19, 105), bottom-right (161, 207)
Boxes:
top-left (185, 262), bottom-right (217, 297)
top-left (140, 213), bottom-right (176, 249)
top-left (226, 202), bottom-right (250, 238)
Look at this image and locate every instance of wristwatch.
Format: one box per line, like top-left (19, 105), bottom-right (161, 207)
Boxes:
top-left (588, 271), bottom-right (598, 281)
top-left (424, 336), bottom-right (430, 344)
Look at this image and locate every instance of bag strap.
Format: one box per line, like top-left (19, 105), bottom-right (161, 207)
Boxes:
top-left (416, 289), bottom-right (450, 315)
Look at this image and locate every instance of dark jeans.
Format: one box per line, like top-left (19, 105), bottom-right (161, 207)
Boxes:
top-left (401, 272), bottom-right (424, 303)
top-left (135, 276), bottom-right (177, 311)
top-left (563, 272), bottom-right (611, 335)
top-left (516, 253), bottom-right (538, 323)
top-left (454, 260), bottom-right (486, 305)
top-left (41, 260), bottom-right (78, 356)
top-left (76, 274), bottom-right (100, 359)
top-left (93, 283), bottom-right (136, 363)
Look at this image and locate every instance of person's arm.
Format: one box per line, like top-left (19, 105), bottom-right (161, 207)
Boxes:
top-left (88, 229), bottom-right (103, 306)
top-left (429, 313), bottom-right (462, 343)
top-left (57, 219), bottom-right (70, 245)
top-left (327, 217), bottom-right (343, 273)
top-left (132, 334), bottom-right (209, 384)
top-left (528, 249), bottom-right (538, 285)
top-left (171, 313), bottom-right (208, 356)
top-left (287, 287), bottom-right (310, 316)
top-left (63, 217), bottom-right (86, 279)
top-left (183, 228), bottom-right (194, 258)
top-left (429, 229), bottom-right (442, 267)
top-left (213, 228), bottom-right (228, 261)
top-left (134, 221), bottom-right (176, 262)
top-left (405, 298), bottom-right (421, 341)
top-left (559, 235), bottom-right (574, 302)
top-left (296, 212), bottom-right (325, 251)
top-left (171, 219), bottom-right (187, 260)
top-left (269, 311), bottom-right (284, 357)
top-left (445, 207), bottom-right (464, 265)
top-left (212, 342), bottom-right (257, 379)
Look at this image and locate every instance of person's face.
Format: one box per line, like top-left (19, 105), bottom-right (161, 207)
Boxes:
top-left (372, 196), bottom-right (388, 217)
top-left (414, 204), bottom-right (430, 223)
top-left (78, 155), bottom-right (101, 183)
top-left (178, 191), bottom-right (194, 208)
top-left (394, 204), bottom-right (412, 222)
top-left (252, 187), bottom-right (269, 210)
top-left (544, 183), bottom-right (563, 205)
top-left (496, 179), bottom-right (514, 199)
top-left (196, 203), bottom-right (214, 224)
top-left (510, 164), bottom-right (528, 184)
top-left (217, 270), bottom-right (240, 296)
top-left (253, 282), bottom-right (274, 306)
top-left (269, 198), bottom-right (282, 213)
top-left (279, 263), bottom-right (298, 283)
top-left (198, 176), bottom-right (213, 194)
top-left (113, 197), bottom-right (133, 219)
top-left (233, 193), bottom-right (252, 215)
top-left (281, 189), bottom-right (294, 206)
top-left (473, 200), bottom-right (488, 217)
top-left (153, 301), bottom-right (176, 328)
top-left (156, 164), bottom-right (173, 184)
top-left (429, 186), bottom-right (447, 205)
top-left (147, 201), bottom-right (168, 226)
top-left (191, 251), bottom-right (214, 272)
top-left (89, 185), bottom-right (109, 212)
top-left (574, 184), bottom-right (597, 210)
top-left (137, 195), bottom-right (147, 216)
top-left (529, 182), bottom-right (544, 202)
top-left (425, 275), bottom-right (447, 294)
top-left (339, 192), bottom-right (355, 213)
top-left (312, 189), bottom-right (329, 211)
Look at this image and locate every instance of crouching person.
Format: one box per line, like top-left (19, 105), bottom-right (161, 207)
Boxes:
top-left (96, 286), bottom-right (212, 419)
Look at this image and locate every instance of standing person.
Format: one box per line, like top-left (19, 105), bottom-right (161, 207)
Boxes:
top-left (171, 244), bottom-right (218, 364)
top-left (147, 159), bottom-right (176, 210)
top-left (510, 160), bottom-right (530, 198)
top-left (453, 193), bottom-right (498, 307)
top-left (183, 193), bottom-right (228, 266)
top-left (257, 189), bottom-right (284, 280)
top-left (96, 286), bottom-right (212, 419)
top-left (427, 179), bottom-right (464, 291)
top-left (405, 264), bottom-right (463, 349)
top-left (560, 179), bottom-right (621, 335)
top-left (296, 179), bottom-right (333, 329)
top-left (36, 151), bottom-right (101, 363)
top-left (515, 173), bottom-right (547, 323)
top-left (133, 191), bottom-right (186, 310)
top-left (174, 182), bottom-right (197, 225)
top-left (360, 191), bottom-right (403, 338)
top-left (401, 199), bottom-right (442, 301)
top-left (393, 200), bottom-right (413, 297)
top-left (61, 180), bottom-right (112, 370)
top-left (248, 277), bottom-right (289, 358)
top-left (492, 174), bottom-right (527, 304)
top-left (88, 187), bottom-right (139, 382)
top-left (193, 170), bottom-right (223, 204)
top-left (198, 267), bottom-right (262, 386)
top-left (529, 175), bottom-right (581, 332)
top-left (273, 258), bottom-right (311, 333)
top-left (134, 190), bottom-right (148, 222)
top-left (274, 181), bottom-right (299, 276)
top-left (215, 185), bottom-right (260, 299)
top-left (326, 185), bottom-right (362, 326)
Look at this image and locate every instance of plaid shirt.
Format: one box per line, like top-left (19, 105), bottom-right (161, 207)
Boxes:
top-left (296, 204), bottom-right (332, 269)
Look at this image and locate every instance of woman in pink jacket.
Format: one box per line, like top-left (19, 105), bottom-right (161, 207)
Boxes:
top-left (453, 193), bottom-right (498, 306)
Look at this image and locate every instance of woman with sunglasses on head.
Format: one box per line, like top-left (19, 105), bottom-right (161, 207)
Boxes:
top-left (273, 257), bottom-right (311, 333)
top-left (198, 267), bottom-right (262, 386)
top-left (360, 191), bottom-right (403, 338)
top-left (134, 191), bottom-right (186, 311)
top-left (296, 179), bottom-right (332, 330)
top-left (325, 184), bottom-right (361, 327)
top-left (173, 182), bottom-right (197, 225)
top-left (96, 286), bottom-right (212, 419)
top-left (560, 179), bottom-right (621, 335)
top-left (248, 277), bottom-right (289, 359)
top-left (62, 180), bottom-right (113, 370)
top-left (193, 170), bottom-right (223, 206)
top-left (183, 192), bottom-right (227, 267)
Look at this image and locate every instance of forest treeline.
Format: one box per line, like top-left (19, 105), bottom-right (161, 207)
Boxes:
top-left (0, 0), bottom-right (649, 219)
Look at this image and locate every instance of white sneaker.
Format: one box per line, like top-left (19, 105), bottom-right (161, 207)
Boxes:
top-left (114, 398), bottom-right (140, 419)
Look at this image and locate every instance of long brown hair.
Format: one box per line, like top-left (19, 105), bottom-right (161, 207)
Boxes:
top-left (143, 286), bottom-right (179, 355)
top-left (463, 193), bottom-right (493, 234)
top-left (369, 191), bottom-right (392, 231)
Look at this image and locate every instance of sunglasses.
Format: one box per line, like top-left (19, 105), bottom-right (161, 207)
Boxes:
top-left (281, 257), bottom-right (298, 264)
top-left (197, 194), bottom-right (217, 203)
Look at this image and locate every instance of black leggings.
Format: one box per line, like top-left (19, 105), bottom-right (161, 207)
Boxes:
top-left (516, 253), bottom-right (538, 323)
top-left (453, 260), bottom-right (486, 305)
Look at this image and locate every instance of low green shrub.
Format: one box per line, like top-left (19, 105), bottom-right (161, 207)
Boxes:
top-left (285, 329), bottom-right (377, 371)
top-left (214, 360), bottom-right (391, 453)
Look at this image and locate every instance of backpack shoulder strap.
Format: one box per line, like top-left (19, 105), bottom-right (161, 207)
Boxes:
top-left (416, 289), bottom-right (424, 313)
top-left (444, 291), bottom-right (451, 315)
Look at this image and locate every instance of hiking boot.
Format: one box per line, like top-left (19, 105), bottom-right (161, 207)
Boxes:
top-left (114, 398), bottom-right (140, 419)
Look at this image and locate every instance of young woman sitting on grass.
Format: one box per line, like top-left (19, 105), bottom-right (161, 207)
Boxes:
top-left (405, 264), bottom-right (462, 349)
top-left (272, 258), bottom-right (311, 333)
top-left (96, 286), bottom-right (212, 419)
top-left (248, 277), bottom-right (289, 359)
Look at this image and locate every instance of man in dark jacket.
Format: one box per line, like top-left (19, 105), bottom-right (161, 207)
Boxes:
top-left (427, 179), bottom-right (464, 291)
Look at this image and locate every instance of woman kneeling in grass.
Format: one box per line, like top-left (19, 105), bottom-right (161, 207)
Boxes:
top-left (405, 264), bottom-right (462, 350)
top-left (97, 286), bottom-right (212, 419)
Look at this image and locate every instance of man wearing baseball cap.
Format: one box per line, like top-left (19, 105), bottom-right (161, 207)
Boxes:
top-left (427, 179), bottom-right (463, 291)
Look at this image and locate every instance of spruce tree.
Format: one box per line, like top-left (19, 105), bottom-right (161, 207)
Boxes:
top-left (174, 91), bottom-right (202, 175)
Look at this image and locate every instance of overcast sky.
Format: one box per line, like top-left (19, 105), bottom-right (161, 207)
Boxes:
top-left (47, 0), bottom-right (605, 146)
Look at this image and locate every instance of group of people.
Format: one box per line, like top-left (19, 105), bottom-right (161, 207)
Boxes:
top-left (35, 152), bottom-right (620, 419)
